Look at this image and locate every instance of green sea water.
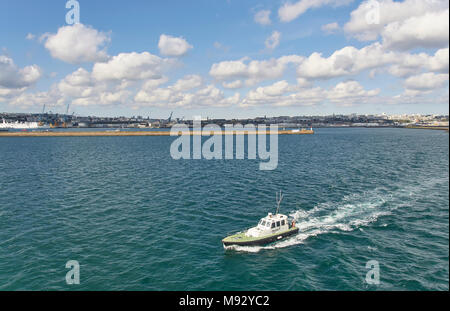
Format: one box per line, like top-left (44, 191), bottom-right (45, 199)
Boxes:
top-left (0, 128), bottom-right (448, 290)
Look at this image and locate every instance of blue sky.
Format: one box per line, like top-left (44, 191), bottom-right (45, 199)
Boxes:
top-left (0, 0), bottom-right (448, 118)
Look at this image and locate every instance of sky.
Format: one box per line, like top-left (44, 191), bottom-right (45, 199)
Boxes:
top-left (0, 0), bottom-right (448, 119)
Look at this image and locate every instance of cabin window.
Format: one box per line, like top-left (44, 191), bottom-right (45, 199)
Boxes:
top-left (281, 220), bottom-right (285, 226)
top-left (266, 222), bottom-right (271, 227)
top-left (271, 222), bottom-right (275, 228)
top-left (276, 221), bottom-right (281, 227)
top-left (261, 220), bottom-right (266, 226)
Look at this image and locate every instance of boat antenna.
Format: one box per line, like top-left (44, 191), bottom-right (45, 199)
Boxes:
top-left (275, 190), bottom-right (283, 215)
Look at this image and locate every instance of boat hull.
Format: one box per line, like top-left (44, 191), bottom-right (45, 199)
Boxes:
top-left (222, 227), bottom-right (299, 247)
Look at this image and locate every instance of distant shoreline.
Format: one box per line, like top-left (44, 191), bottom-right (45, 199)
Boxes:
top-left (0, 129), bottom-right (314, 137)
top-left (306, 126), bottom-right (449, 131)
top-left (1, 126), bottom-right (448, 138)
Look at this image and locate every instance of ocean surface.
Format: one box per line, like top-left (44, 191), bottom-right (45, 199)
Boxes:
top-left (0, 128), bottom-right (448, 291)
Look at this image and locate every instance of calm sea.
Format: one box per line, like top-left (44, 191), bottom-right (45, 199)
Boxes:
top-left (0, 128), bottom-right (448, 290)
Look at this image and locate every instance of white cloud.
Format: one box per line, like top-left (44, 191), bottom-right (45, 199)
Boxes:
top-left (53, 67), bottom-right (124, 107)
top-left (241, 79), bottom-right (379, 107)
top-left (31, 42), bottom-right (444, 111)
top-left (62, 68), bottom-right (92, 86)
top-left (387, 48), bottom-right (449, 77)
top-left (7, 89), bottom-right (64, 109)
top-left (265, 31), bottom-right (281, 50)
top-left (49, 51), bottom-right (175, 108)
top-left (246, 81), bottom-right (296, 101)
top-left (344, 0), bottom-right (448, 46)
top-left (254, 10), bottom-right (272, 25)
top-left (194, 85), bottom-right (240, 107)
top-left (8, 50), bottom-right (176, 109)
top-left (279, 0), bottom-right (353, 23)
top-left (2, 49), bottom-right (199, 110)
top-left (57, 71), bottom-right (135, 107)
top-left (210, 59), bottom-right (248, 80)
top-left (212, 42), bottom-right (446, 87)
top-left (245, 55), bottom-right (303, 85)
top-left (172, 75), bottom-right (203, 92)
top-left (404, 72), bottom-right (449, 90)
top-left (297, 42), bottom-right (397, 79)
top-left (95, 90), bottom-right (131, 106)
top-left (321, 22), bottom-right (339, 34)
top-left (141, 76), bottom-right (170, 91)
top-left (327, 80), bottom-right (380, 103)
top-left (57, 68), bottom-right (95, 98)
top-left (388, 88), bottom-right (449, 103)
top-left (92, 52), bottom-right (170, 82)
top-left (427, 48), bottom-right (449, 73)
top-left (382, 9), bottom-right (449, 50)
top-left (0, 86), bottom-right (27, 103)
top-left (0, 87), bottom-right (22, 97)
top-left (297, 43), bottom-right (448, 81)
top-left (135, 79), bottom-right (239, 108)
top-left (0, 55), bottom-right (42, 89)
top-left (158, 34), bottom-right (193, 57)
top-left (388, 63), bottom-right (422, 78)
top-left (66, 89), bottom-right (132, 107)
top-left (210, 55), bottom-right (304, 85)
top-left (43, 24), bottom-right (110, 64)
top-left (222, 80), bottom-right (244, 89)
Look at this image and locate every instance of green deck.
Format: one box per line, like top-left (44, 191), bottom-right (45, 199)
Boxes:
top-left (222, 227), bottom-right (298, 243)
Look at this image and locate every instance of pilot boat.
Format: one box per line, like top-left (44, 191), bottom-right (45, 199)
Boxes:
top-left (222, 191), bottom-right (299, 247)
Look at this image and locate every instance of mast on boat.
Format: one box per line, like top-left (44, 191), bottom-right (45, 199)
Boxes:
top-left (275, 190), bottom-right (283, 215)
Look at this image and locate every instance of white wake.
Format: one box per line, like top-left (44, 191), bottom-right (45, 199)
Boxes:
top-left (225, 187), bottom-right (409, 253)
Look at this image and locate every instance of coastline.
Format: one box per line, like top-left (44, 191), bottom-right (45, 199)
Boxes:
top-left (1, 126), bottom-right (449, 137)
top-left (0, 129), bottom-right (314, 137)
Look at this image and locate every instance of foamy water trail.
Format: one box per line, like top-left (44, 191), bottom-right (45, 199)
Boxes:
top-left (226, 187), bottom-right (404, 253)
